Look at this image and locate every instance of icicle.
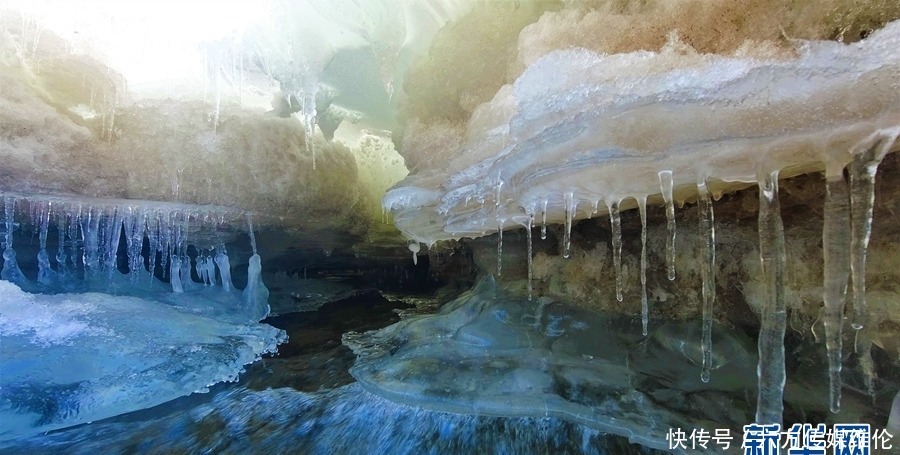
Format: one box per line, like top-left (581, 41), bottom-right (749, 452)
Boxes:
top-left (527, 213), bottom-right (534, 301)
top-left (127, 208), bottom-right (145, 277)
top-left (148, 213), bottom-right (159, 280)
top-left (56, 214), bottom-right (70, 278)
top-left (697, 178), bottom-right (716, 383)
top-left (848, 136), bottom-right (895, 339)
top-left (104, 207), bottom-right (123, 271)
top-left (247, 213), bottom-right (258, 255)
top-left (563, 192), bottom-right (574, 258)
top-left (37, 202), bottom-right (56, 285)
top-left (638, 195), bottom-right (649, 336)
top-left (160, 213), bottom-right (171, 276)
top-left (70, 206), bottom-right (81, 270)
top-left (606, 199), bottom-right (623, 302)
top-left (408, 241), bottom-right (420, 266)
top-left (822, 167), bottom-right (851, 414)
top-left (82, 207), bottom-right (102, 273)
top-left (214, 245), bottom-right (233, 292)
top-left (659, 170), bottom-right (677, 281)
top-left (242, 253), bottom-right (270, 321)
top-left (180, 255), bottom-right (195, 291)
top-left (755, 169), bottom-right (787, 426)
top-left (205, 253), bottom-right (217, 286)
top-left (170, 256), bottom-right (184, 293)
top-left (1, 196), bottom-right (25, 284)
top-left (197, 252), bottom-right (207, 285)
top-left (497, 221), bottom-right (504, 276)
top-left (541, 199), bottom-right (548, 240)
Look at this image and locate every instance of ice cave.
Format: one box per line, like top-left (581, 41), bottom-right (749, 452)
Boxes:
top-left (1, 0), bottom-right (899, 453)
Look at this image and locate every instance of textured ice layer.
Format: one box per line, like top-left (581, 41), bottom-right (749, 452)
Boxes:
top-left (385, 21), bottom-right (900, 245)
top-left (0, 279), bottom-right (287, 441)
top-left (345, 278), bottom-right (757, 452)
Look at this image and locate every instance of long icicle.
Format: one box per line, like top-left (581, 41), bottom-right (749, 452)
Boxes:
top-left (822, 168), bottom-right (850, 414)
top-left (659, 170), bottom-right (677, 280)
top-left (527, 213), bottom-right (534, 301)
top-left (697, 178), bottom-right (716, 383)
top-left (607, 199), bottom-right (623, 302)
top-left (497, 220), bottom-right (504, 276)
top-left (848, 135), bottom-right (896, 338)
top-left (638, 195), bottom-right (649, 336)
top-left (755, 169), bottom-right (787, 425)
top-left (541, 199), bottom-right (548, 240)
top-left (563, 192), bottom-right (574, 258)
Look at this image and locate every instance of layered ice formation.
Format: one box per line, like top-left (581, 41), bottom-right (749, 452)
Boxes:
top-left (345, 277), bottom-right (757, 452)
top-left (385, 21), bottom-right (900, 245)
top-left (0, 195), bottom-right (287, 440)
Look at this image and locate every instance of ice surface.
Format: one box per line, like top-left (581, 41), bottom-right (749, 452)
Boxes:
top-left (0, 279), bottom-right (286, 441)
top-left (346, 277), bottom-right (757, 452)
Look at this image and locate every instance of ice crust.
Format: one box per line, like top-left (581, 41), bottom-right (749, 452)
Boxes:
top-left (0, 279), bottom-right (286, 441)
top-left (385, 21), bottom-right (900, 245)
top-left (346, 277), bottom-right (757, 452)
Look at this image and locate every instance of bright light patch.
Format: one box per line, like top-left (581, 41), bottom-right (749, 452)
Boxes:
top-left (7, 0), bottom-right (270, 96)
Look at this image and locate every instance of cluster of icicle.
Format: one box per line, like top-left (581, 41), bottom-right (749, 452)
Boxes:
top-left (407, 129), bottom-right (898, 427)
top-left (0, 194), bottom-right (258, 298)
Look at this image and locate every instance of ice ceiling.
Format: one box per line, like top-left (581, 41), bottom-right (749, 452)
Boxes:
top-left (2, 0), bottom-right (900, 443)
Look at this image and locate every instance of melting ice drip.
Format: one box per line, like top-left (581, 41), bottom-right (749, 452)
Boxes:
top-left (0, 193), bottom-right (270, 321)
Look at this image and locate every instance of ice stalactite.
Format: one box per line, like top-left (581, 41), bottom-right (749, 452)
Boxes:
top-left (659, 171), bottom-right (676, 281)
top-left (37, 201), bottom-right (56, 286)
top-left (247, 214), bottom-right (258, 255)
top-left (103, 207), bottom-right (123, 272)
top-left (55, 215), bottom-right (70, 279)
top-left (755, 170), bottom-right (787, 426)
top-left (526, 213), bottom-right (534, 301)
top-left (243, 252), bottom-right (270, 321)
top-left (215, 245), bottom-right (234, 292)
top-left (170, 254), bottom-right (184, 293)
top-left (82, 207), bottom-right (102, 273)
top-left (697, 178), bottom-right (716, 383)
top-left (541, 199), bottom-right (548, 240)
top-left (563, 192), bottom-right (574, 259)
top-left (497, 220), bottom-right (504, 277)
top-left (205, 253), bottom-right (218, 286)
top-left (848, 134), bottom-right (897, 337)
top-left (1, 196), bottom-right (25, 284)
top-left (148, 213), bottom-right (159, 279)
top-left (637, 195), bottom-right (649, 336)
top-left (822, 168), bottom-right (850, 414)
top-left (606, 199), bottom-right (623, 302)
top-left (126, 207), bottom-right (146, 279)
top-left (408, 241), bottom-right (420, 266)
top-left (159, 213), bottom-right (171, 278)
